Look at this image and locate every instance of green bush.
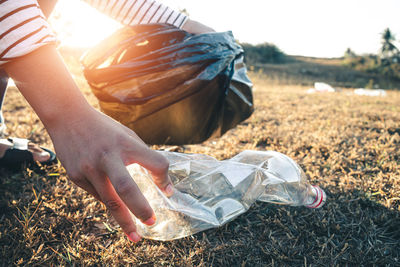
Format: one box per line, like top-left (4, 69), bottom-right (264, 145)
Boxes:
top-left (241, 42), bottom-right (286, 65)
top-left (343, 28), bottom-right (400, 83)
top-left (344, 54), bottom-right (400, 81)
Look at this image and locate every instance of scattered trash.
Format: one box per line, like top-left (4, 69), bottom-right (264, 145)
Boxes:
top-left (128, 150), bottom-right (326, 241)
top-left (307, 82), bottom-right (337, 94)
top-left (354, 88), bottom-right (387, 97)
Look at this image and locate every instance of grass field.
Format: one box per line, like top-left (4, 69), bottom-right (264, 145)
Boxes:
top-left (0, 49), bottom-right (399, 266)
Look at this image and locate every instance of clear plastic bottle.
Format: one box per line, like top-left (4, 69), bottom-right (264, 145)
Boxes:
top-left (127, 150), bottom-right (326, 241)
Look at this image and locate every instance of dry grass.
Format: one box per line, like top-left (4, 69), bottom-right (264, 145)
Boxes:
top-left (0, 49), bottom-right (399, 266)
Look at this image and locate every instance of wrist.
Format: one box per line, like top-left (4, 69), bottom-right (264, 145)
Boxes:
top-left (3, 45), bottom-right (96, 133)
top-left (181, 19), bottom-right (215, 34)
top-left (42, 101), bottom-right (96, 133)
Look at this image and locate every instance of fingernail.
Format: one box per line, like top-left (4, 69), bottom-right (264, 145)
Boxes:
top-left (126, 232), bottom-right (141, 243)
top-left (143, 214), bottom-right (156, 226)
top-left (165, 184), bottom-right (174, 196)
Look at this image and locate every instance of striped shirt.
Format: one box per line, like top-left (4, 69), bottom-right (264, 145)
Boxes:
top-left (0, 0), bottom-right (187, 66)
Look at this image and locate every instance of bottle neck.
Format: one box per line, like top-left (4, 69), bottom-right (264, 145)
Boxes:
top-left (305, 185), bottom-right (326, 208)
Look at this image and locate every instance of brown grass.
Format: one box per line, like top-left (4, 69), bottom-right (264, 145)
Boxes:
top-left (0, 49), bottom-right (399, 266)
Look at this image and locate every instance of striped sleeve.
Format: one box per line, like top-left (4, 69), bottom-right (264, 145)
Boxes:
top-left (0, 0), bottom-right (57, 66)
top-left (83, 0), bottom-right (188, 29)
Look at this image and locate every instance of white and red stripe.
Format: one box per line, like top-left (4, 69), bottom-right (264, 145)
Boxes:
top-left (82, 0), bottom-right (187, 28)
top-left (0, 0), bottom-right (56, 65)
top-left (306, 185), bottom-right (326, 209)
top-left (0, 0), bottom-right (188, 66)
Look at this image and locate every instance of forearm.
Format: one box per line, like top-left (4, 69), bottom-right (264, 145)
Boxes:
top-left (2, 45), bottom-right (94, 130)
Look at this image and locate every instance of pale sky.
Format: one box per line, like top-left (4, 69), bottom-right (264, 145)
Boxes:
top-left (50, 0), bottom-right (400, 58)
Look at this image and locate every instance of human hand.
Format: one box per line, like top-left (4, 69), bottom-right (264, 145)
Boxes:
top-left (47, 109), bottom-right (173, 242)
top-left (181, 18), bottom-right (215, 34)
top-left (4, 45), bottom-right (174, 243)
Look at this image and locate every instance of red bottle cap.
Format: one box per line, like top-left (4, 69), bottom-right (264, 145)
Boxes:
top-left (306, 185), bottom-right (326, 208)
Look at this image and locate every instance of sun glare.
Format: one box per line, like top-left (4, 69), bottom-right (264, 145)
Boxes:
top-left (48, 0), bottom-right (400, 57)
top-left (49, 0), bottom-right (121, 48)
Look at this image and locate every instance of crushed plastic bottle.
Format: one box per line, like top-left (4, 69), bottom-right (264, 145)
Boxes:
top-left (127, 150), bottom-right (326, 241)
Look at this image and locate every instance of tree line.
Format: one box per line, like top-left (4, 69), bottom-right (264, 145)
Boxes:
top-left (344, 28), bottom-right (400, 84)
top-left (240, 42), bottom-right (287, 65)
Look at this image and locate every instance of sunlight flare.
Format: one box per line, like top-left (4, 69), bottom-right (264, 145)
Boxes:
top-left (49, 0), bottom-right (121, 48)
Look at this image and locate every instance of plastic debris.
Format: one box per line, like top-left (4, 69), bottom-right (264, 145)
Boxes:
top-left (354, 88), bottom-right (387, 97)
top-left (307, 82), bottom-right (336, 94)
top-left (128, 150), bottom-right (326, 241)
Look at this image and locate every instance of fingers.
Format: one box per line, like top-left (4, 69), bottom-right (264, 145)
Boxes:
top-left (69, 174), bottom-right (141, 242)
top-left (124, 141), bottom-right (174, 196)
top-left (137, 148), bottom-right (173, 195)
top-left (90, 174), bottom-right (142, 243)
top-left (70, 176), bottom-right (101, 201)
top-left (101, 155), bottom-right (156, 226)
top-left (70, 166), bottom-right (146, 243)
top-left (112, 117), bottom-right (173, 196)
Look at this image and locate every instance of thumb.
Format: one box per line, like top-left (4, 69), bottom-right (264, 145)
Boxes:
top-left (126, 144), bottom-right (174, 196)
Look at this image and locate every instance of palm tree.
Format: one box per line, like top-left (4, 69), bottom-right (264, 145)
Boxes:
top-left (344, 48), bottom-right (356, 58)
top-left (380, 28), bottom-right (399, 58)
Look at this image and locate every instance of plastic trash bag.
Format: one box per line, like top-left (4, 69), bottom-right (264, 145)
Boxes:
top-left (128, 150), bottom-right (326, 241)
top-left (307, 82), bottom-right (337, 94)
top-left (354, 88), bottom-right (387, 97)
top-left (81, 24), bottom-right (254, 145)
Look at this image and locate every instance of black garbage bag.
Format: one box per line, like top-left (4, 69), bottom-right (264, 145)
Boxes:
top-left (81, 24), bottom-right (254, 145)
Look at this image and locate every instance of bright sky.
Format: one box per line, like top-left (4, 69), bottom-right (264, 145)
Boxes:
top-left (50, 0), bottom-right (400, 58)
